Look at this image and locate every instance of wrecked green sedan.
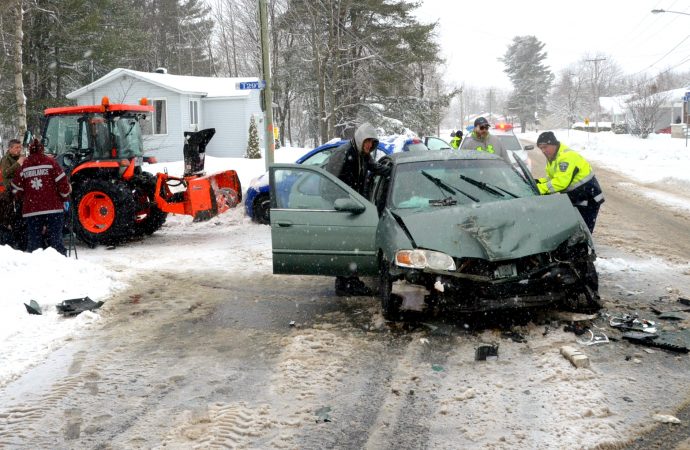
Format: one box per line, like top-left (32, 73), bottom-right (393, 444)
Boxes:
top-left (269, 150), bottom-right (600, 320)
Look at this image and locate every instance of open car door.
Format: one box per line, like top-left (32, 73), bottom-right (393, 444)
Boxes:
top-left (269, 164), bottom-right (379, 277)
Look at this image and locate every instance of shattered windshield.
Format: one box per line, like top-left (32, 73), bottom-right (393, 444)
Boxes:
top-left (390, 159), bottom-right (535, 209)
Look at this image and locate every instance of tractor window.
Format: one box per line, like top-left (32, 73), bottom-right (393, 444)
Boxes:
top-left (112, 115), bottom-right (145, 158)
top-left (89, 117), bottom-right (112, 159)
top-left (43, 115), bottom-right (80, 156)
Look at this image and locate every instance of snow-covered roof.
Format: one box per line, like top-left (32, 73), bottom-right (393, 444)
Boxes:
top-left (66, 68), bottom-right (261, 100)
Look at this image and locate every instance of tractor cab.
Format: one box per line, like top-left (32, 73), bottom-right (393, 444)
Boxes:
top-left (42, 97), bottom-right (153, 172)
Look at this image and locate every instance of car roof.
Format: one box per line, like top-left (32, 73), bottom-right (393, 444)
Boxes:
top-left (387, 149), bottom-right (503, 164)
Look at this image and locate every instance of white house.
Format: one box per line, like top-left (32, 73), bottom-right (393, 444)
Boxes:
top-left (66, 68), bottom-right (265, 162)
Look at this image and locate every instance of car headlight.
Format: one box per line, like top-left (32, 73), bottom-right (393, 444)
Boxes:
top-left (395, 249), bottom-right (456, 271)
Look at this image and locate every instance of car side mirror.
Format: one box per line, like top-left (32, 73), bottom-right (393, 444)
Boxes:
top-left (334, 197), bottom-right (365, 214)
top-left (524, 144), bottom-right (535, 150)
top-left (22, 130), bottom-right (33, 147)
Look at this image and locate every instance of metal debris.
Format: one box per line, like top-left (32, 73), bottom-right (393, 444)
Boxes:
top-left (621, 330), bottom-right (690, 353)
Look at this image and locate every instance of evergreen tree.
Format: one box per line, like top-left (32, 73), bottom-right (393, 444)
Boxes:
top-left (246, 116), bottom-right (261, 158)
top-left (500, 35), bottom-right (554, 132)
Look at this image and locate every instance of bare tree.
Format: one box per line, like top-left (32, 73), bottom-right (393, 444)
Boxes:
top-left (626, 77), bottom-right (668, 139)
top-left (12, 0), bottom-right (25, 135)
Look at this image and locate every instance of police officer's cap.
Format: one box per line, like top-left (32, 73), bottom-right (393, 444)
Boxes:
top-left (537, 131), bottom-right (559, 147)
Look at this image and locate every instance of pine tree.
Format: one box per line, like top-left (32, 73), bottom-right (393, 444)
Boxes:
top-left (500, 36), bottom-right (554, 133)
top-left (246, 115), bottom-right (261, 158)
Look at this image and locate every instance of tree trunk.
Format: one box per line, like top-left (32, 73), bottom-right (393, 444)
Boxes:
top-left (13, 0), bottom-right (26, 135)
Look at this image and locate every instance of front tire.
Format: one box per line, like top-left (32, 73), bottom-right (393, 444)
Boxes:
top-left (132, 172), bottom-right (168, 235)
top-left (253, 193), bottom-right (271, 225)
top-left (74, 178), bottom-right (136, 246)
top-left (380, 258), bottom-right (402, 320)
top-left (564, 260), bottom-right (602, 313)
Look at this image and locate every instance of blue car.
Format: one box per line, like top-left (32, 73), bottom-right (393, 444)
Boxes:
top-left (245, 136), bottom-right (427, 224)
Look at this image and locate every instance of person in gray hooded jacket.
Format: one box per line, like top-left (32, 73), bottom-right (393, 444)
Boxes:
top-left (325, 122), bottom-right (390, 296)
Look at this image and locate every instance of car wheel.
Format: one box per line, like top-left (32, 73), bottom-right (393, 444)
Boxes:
top-left (564, 260), bottom-right (602, 313)
top-left (253, 194), bottom-right (271, 225)
top-left (379, 258), bottom-right (402, 320)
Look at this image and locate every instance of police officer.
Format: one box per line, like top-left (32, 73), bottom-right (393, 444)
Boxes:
top-left (450, 130), bottom-right (462, 149)
top-left (459, 117), bottom-right (511, 163)
top-left (535, 131), bottom-right (604, 233)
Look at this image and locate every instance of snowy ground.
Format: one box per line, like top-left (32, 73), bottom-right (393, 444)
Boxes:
top-left (1, 130), bottom-right (690, 447)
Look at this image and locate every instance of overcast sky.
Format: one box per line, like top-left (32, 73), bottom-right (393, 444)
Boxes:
top-left (414, 0), bottom-right (690, 90)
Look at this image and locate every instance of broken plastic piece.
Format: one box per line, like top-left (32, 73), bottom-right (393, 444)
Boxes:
top-left (609, 314), bottom-right (656, 334)
top-left (475, 344), bottom-right (499, 361)
top-left (315, 406), bottom-right (332, 423)
top-left (577, 328), bottom-right (609, 346)
top-left (24, 300), bottom-right (42, 315)
top-left (431, 364), bottom-right (444, 372)
top-left (56, 297), bottom-right (104, 317)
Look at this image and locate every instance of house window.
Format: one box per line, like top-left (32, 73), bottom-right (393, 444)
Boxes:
top-left (142, 98), bottom-right (167, 135)
top-left (189, 99), bottom-right (199, 127)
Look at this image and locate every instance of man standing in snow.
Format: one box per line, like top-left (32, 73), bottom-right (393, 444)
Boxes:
top-left (11, 139), bottom-right (72, 255)
top-left (535, 131), bottom-right (604, 233)
top-left (324, 122), bottom-right (390, 296)
top-left (1, 139), bottom-right (27, 249)
top-left (459, 117), bottom-right (511, 163)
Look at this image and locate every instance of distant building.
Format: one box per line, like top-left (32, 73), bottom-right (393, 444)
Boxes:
top-left (66, 68), bottom-right (266, 162)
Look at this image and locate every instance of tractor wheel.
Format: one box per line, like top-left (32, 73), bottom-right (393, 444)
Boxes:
top-left (253, 193), bottom-right (271, 225)
top-left (132, 172), bottom-right (168, 235)
top-left (73, 178), bottom-right (136, 247)
top-left (379, 258), bottom-right (402, 321)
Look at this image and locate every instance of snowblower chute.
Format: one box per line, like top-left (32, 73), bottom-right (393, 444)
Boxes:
top-left (154, 128), bottom-right (242, 221)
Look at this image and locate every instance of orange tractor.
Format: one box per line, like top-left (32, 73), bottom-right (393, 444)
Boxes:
top-left (18, 97), bottom-right (242, 247)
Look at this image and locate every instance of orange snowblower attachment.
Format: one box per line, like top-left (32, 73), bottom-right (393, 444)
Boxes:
top-left (154, 170), bottom-right (241, 221)
top-left (153, 128), bottom-right (242, 221)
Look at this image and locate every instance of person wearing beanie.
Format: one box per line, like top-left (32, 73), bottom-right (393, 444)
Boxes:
top-left (535, 131), bottom-right (604, 233)
top-left (459, 117), bottom-right (511, 163)
top-left (450, 130), bottom-right (462, 149)
top-left (11, 138), bottom-right (72, 255)
top-left (324, 122), bottom-right (390, 296)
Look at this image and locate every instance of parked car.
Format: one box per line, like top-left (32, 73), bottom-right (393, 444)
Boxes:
top-left (423, 136), bottom-right (452, 150)
top-left (268, 150), bottom-right (600, 320)
top-left (245, 136), bottom-right (428, 224)
top-left (464, 122), bottom-right (534, 170)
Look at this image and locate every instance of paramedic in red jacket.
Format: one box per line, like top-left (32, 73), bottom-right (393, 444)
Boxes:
top-left (11, 139), bottom-right (72, 255)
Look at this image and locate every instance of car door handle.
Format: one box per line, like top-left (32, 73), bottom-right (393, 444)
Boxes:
top-left (276, 221), bottom-right (293, 227)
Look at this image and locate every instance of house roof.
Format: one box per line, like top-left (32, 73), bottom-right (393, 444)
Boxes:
top-left (66, 68), bottom-right (261, 100)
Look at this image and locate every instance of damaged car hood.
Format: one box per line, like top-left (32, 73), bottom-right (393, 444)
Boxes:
top-left (393, 195), bottom-right (588, 261)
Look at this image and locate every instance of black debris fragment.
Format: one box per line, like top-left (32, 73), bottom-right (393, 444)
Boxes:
top-left (622, 330), bottom-right (690, 353)
top-left (475, 344), bottom-right (499, 361)
top-left (56, 297), bottom-right (104, 317)
top-left (24, 300), bottom-right (42, 315)
top-left (501, 331), bottom-right (526, 343)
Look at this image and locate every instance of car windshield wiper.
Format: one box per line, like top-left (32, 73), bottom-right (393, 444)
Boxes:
top-left (458, 174), bottom-right (518, 198)
top-left (421, 170), bottom-right (479, 202)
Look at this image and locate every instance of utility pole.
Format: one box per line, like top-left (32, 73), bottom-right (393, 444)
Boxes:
top-left (459, 85), bottom-right (464, 131)
top-left (586, 57), bottom-right (606, 133)
top-left (259, 0), bottom-right (274, 170)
